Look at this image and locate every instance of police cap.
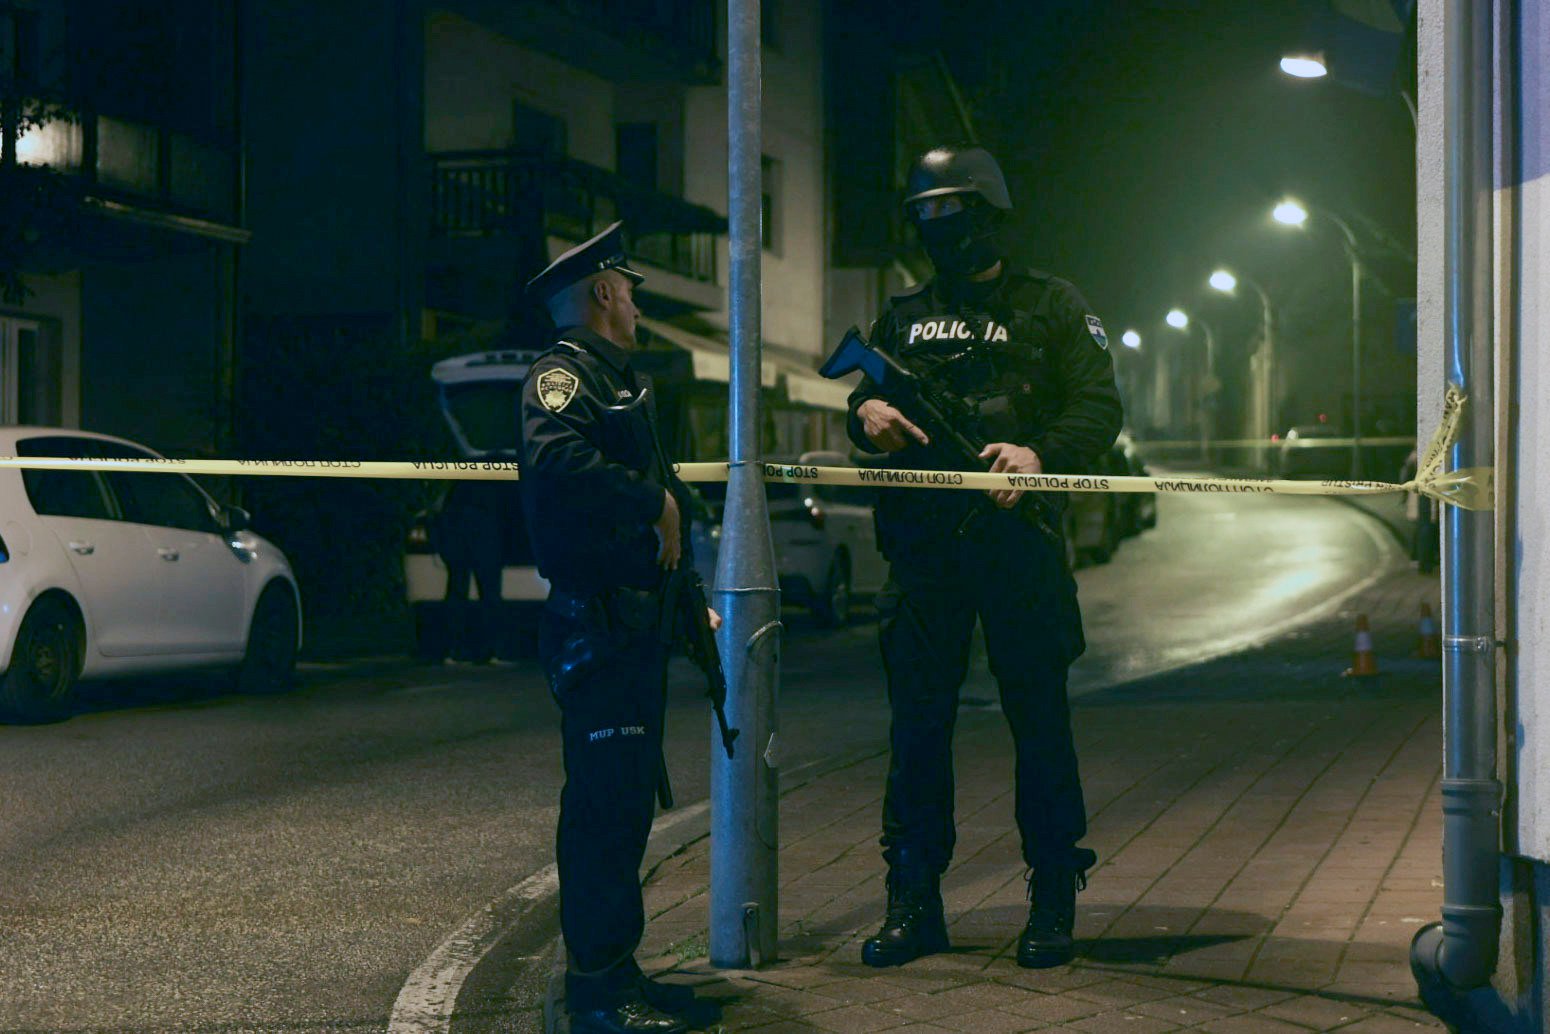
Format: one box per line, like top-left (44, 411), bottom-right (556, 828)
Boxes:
top-left (525, 220), bottom-right (646, 301)
top-left (903, 146), bottom-right (1013, 211)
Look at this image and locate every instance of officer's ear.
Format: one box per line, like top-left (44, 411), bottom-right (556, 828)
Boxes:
top-left (589, 274), bottom-right (613, 310)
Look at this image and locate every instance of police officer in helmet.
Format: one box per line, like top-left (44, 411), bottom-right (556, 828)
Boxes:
top-left (849, 146), bottom-right (1123, 969)
top-left (520, 222), bottom-right (712, 1033)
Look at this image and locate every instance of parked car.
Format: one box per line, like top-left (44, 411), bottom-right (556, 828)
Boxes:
top-left (698, 450), bottom-right (889, 626)
top-left (404, 350), bottom-right (539, 659)
top-left (0, 427), bottom-right (301, 723)
top-left (1276, 424), bottom-right (1352, 479)
top-left (1110, 429), bottom-right (1159, 538)
top-left (1055, 433), bottom-right (1157, 568)
top-left (405, 350), bottom-right (717, 659)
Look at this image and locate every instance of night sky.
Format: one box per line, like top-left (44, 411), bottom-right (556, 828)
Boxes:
top-left (880, 0), bottom-right (1418, 430)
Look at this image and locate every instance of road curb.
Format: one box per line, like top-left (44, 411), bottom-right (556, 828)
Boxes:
top-left (539, 746), bottom-right (890, 1033)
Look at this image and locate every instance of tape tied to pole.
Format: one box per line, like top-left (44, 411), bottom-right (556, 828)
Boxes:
top-left (0, 391), bottom-right (1489, 510)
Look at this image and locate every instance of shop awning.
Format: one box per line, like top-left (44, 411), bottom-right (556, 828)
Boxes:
top-left (639, 316), bottom-right (776, 388)
top-left (639, 316), bottom-right (858, 413)
top-left (779, 365), bottom-right (857, 413)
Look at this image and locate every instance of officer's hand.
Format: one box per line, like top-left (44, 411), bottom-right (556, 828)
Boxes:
top-left (980, 442), bottom-right (1042, 509)
top-left (707, 607), bottom-right (723, 633)
top-left (654, 489), bottom-right (682, 569)
top-left (858, 399), bottom-right (930, 453)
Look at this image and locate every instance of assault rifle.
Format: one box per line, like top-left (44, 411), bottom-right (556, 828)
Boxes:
top-left (819, 325), bottom-right (1060, 544)
top-left (660, 567), bottom-right (739, 761)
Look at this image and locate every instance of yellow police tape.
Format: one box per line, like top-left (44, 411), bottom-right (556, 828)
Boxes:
top-left (1136, 435), bottom-right (1416, 449)
top-left (0, 388), bottom-right (1491, 511)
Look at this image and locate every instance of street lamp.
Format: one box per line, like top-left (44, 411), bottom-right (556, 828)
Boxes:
top-left (1164, 308), bottom-right (1217, 461)
top-left (1270, 198), bottom-right (1367, 478)
top-left (1208, 268), bottom-right (1278, 468)
top-left (1273, 200), bottom-right (1309, 227)
top-left (1279, 53), bottom-right (1329, 79)
top-left (1276, 48), bottom-right (1416, 128)
top-left (1121, 329), bottom-right (1141, 349)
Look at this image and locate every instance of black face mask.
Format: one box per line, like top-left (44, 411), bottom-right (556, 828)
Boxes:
top-left (915, 207), bottom-right (1002, 277)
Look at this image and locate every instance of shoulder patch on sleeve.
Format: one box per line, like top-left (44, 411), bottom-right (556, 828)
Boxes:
top-left (536, 367), bottom-right (581, 412)
top-left (1083, 315), bottom-right (1109, 350)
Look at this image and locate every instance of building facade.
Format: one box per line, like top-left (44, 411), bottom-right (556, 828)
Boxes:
top-left (0, 0), bottom-right (246, 458)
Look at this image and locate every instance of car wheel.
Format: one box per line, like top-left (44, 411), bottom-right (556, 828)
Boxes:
top-left (237, 583), bottom-right (299, 695)
top-left (814, 554), bottom-right (852, 628)
top-left (0, 596), bottom-right (82, 724)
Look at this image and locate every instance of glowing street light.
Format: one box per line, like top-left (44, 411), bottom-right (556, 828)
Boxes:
top-left (1269, 198), bottom-right (1367, 476)
top-left (1208, 269), bottom-right (1238, 294)
top-left (1165, 309), bottom-right (1189, 329)
top-left (1273, 200), bottom-right (1309, 227)
top-left (1121, 329), bottom-right (1141, 349)
top-left (1279, 54), bottom-right (1328, 79)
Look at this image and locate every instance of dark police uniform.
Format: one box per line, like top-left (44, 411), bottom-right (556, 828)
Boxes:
top-left (519, 224), bottom-right (695, 1030)
top-left (847, 266), bottom-right (1122, 881)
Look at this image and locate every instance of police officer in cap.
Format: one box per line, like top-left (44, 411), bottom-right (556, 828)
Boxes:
top-left (848, 147), bottom-right (1123, 969)
top-left (520, 222), bottom-right (712, 1033)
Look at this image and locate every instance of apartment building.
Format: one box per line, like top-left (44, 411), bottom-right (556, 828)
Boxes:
top-left (0, 0), bottom-right (245, 456)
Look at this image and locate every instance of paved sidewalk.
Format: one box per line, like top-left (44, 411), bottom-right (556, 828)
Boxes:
top-left (625, 569), bottom-right (1447, 1033)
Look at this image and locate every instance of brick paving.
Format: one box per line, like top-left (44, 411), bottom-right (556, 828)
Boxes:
top-left (627, 570), bottom-right (1448, 1032)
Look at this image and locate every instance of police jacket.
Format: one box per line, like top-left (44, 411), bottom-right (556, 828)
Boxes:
top-left (519, 327), bottom-right (692, 595)
top-left (846, 267), bottom-right (1124, 560)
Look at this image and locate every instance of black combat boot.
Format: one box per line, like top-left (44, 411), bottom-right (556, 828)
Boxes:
top-left (862, 865), bottom-right (949, 967)
top-left (570, 992), bottom-right (688, 1034)
top-left (1017, 847), bottom-right (1097, 969)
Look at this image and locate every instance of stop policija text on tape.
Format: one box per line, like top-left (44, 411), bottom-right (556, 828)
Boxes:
top-left (0, 388), bottom-right (1491, 511)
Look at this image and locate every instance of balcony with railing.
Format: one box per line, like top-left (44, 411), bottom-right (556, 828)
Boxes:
top-left (430, 150), bottom-right (725, 288)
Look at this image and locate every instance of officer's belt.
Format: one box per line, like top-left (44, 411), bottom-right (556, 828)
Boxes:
top-left (546, 586), bottom-right (661, 630)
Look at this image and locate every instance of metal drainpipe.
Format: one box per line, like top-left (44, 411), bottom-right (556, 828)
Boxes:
top-left (1410, 0), bottom-right (1503, 1006)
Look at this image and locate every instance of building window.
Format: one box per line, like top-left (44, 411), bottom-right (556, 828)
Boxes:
top-left (761, 154), bottom-right (782, 254)
top-left (1, 7), bottom-right (40, 84)
top-left (512, 100), bottom-right (566, 157)
top-left (616, 122), bottom-right (659, 192)
top-left (0, 317), bottom-right (58, 426)
top-left (761, 0), bottom-right (781, 52)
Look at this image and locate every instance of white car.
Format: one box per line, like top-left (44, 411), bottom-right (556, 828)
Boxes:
top-left (405, 350), bottom-right (718, 658)
top-left (0, 427), bottom-right (302, 722)
top-left (702, 450), bottom-right (889, 626)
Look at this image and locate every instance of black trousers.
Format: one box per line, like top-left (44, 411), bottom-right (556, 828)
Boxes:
top-left (878, 509), bottom-right (1087, 874)
top-left (440, 505), bottom-right (503, 661)
top-left (540, 610), bottom-right (667, 1009)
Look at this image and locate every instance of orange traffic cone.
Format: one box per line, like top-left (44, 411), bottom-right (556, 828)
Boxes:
top-left (1343, 614), bottom-right (1380, 678)
top-left (1416, 603), bottom-right (1441, 659)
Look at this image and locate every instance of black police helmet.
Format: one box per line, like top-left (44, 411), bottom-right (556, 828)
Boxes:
top-left (904, 146), bottom-right (1013, 212)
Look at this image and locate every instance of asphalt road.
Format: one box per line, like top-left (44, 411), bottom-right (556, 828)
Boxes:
top-left (0, 490), bottom-right (1399, 1032)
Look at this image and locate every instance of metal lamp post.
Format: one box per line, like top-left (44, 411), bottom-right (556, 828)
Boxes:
top-left (710, 0), bottom-right (780, 970)
top-left (1207, 268), bottom-right (1277, 469)
top-left (1272, 200), bottom-right (1367, 478)
top-left (1165, 308), bottom-right (1217, 462)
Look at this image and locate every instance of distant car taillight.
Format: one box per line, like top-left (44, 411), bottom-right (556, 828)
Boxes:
top-left (406, 523), bottom-right (432, 554)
